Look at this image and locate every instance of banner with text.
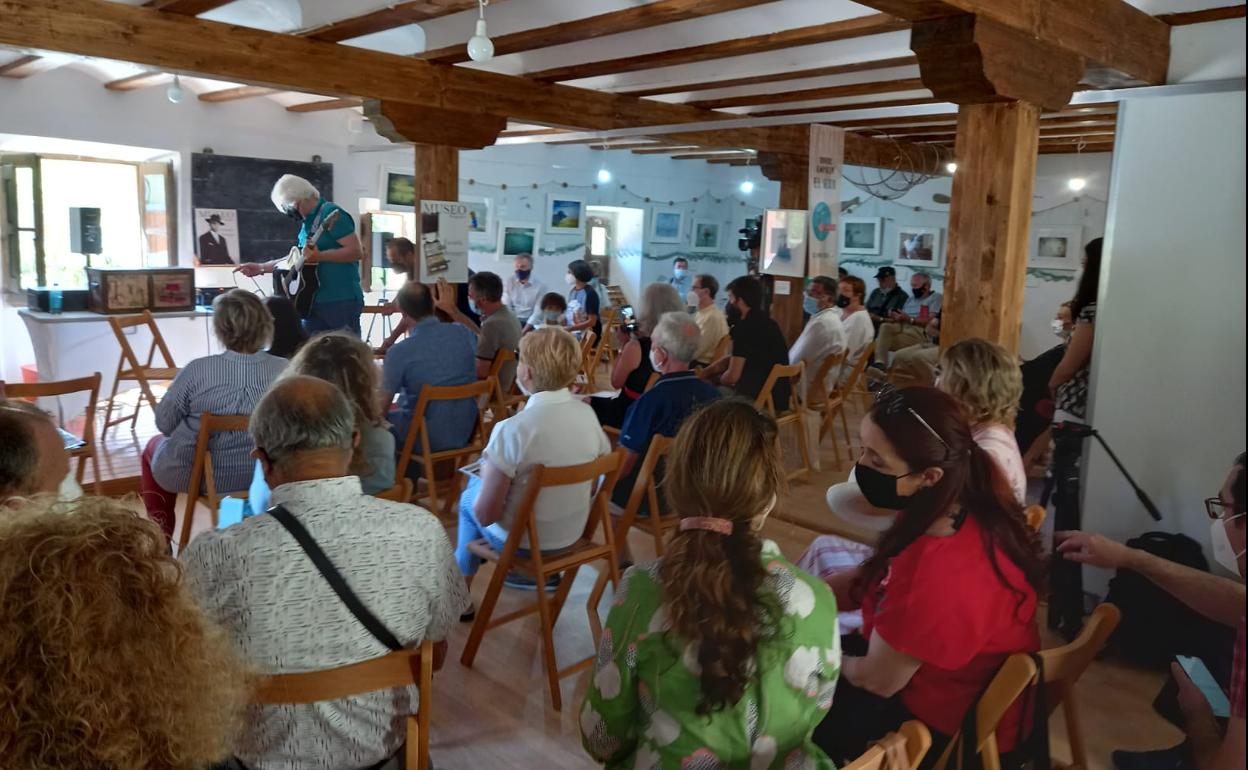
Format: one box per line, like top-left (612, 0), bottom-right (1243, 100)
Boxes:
top-left (419, 200), bottom-right (470, 283)
top-left (808, 124), bottom-right (845, 278)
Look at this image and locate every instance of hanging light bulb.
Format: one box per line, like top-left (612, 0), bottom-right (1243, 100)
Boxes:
top-left (596, 167), bottom-right (612, 184)
top-left (166, 75), bottom-right (184, 104)
top-left (1067, 177), bottom-right (1087, 192)
top-left (739, 180), bottom-right (755, 195)
top-left (466, 0), bottom-right (494, 62)
top-left (945, 162), bottom-right (958, 174)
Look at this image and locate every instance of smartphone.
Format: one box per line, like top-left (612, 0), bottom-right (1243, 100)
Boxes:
top-left (1177, 655), bottom-right (1232, 718)
top-left (619, 304), bottom-right (638, 333)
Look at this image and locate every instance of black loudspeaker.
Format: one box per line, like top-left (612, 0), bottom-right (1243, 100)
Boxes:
top-left (69, 207), bottom-right (102, 255)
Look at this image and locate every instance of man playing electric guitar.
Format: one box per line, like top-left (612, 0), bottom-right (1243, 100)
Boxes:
top-left (236, 174), bottom-right (364, 336)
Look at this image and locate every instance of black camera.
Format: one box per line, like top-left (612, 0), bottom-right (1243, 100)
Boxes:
top-left (737, 217), bottom-right (761, 252)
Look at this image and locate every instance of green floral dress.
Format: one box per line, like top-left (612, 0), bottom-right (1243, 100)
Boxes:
top-left (580, 539), bottom-right (841, 770)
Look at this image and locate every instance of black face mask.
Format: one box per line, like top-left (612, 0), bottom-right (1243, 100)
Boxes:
top-left (913, 286), bottom-right (927, 299)
top-left (835, 295), bottom-right (851, 309)
top-left (854, 462), bottom-right (918, 510)
top-left (726, 304), bottom-right (742, 327)
top-left (283, 205), bottom-right (304, 223)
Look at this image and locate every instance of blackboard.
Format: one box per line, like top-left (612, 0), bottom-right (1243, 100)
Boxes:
top-left (191, 153), bottom-right (334, 263)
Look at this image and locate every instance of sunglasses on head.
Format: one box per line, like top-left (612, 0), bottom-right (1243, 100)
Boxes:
top-left (874, 385), bottom-right (952, 457)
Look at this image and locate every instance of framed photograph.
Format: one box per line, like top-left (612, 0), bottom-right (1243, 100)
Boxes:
top-left (760, 208), bottom-right (808, 278)
top-left (1029, 225), bottom-right (1084, 270)
top-left (193, 208), bottom-right (240, 266)
top-left (895, 225), bottom-right (944, 268)
top-left (650, 208), bottom-right (685, 244)
top-left (460, 195), bottom-right (493, 240)
top-left (499, 221), bottom-right (540, 259)
top-left (691, 219), bottom-right (721, 252)
top-left (381, 167), bottom-right (416, 211)
top-left (840, 216), bottom-right (883, 255)
top-left (545, 194), bottom-right (585, 235)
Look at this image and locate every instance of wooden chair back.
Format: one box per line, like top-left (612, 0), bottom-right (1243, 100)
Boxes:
top-left (395, 379), bottom-right (495, 518)
top-left (931, 604), bottom-right (1122, 770)
top-left (584, 309), bottom-right (616, 389)
top-left (485, 348), bottom-right (525, 424)
top-left (103, 310), bottom-right (179, 432)
top-left (253, 640), bottom-right (434, 770)
top-left (811, 350), bottom-right (849, 403)
top-left (840, 341), bottom-right (876, 403)
top-left (709, 333), bottom-right (731, 363)
top-left (177, 413), bottom-right (252, 552)
top-left (1024, 504), bottom-right (1046, 532)
top-left (818, 342), bottom-right (876, 459)
top-left (755, 362), bottom-right (811, 481)
top-left (1021, 427), bottom-right (1052, 476)
top-left (2, 373), bottom-right (103, 493)
top-left (460, 448), bottom-right (625, 711)
top-left (809, 351), bottom-right (849, 466)
top-left (374, 479), bottom-right (414, 503)
top-left (643, 371), bottom-right (660, 393)
top-left (844, 721), bottom-right (933, 770)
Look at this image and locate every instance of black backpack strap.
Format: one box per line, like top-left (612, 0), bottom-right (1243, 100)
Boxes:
top-left (268, 505), bottom-right (403, 652)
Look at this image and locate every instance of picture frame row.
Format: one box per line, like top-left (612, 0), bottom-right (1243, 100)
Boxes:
top-left (838, 216), bottom-right (1083, 270)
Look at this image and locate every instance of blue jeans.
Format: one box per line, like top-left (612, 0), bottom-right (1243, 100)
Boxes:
top-left (304, 298), bottom-right (363, 337)
top-left (456, 475), bottom-right (510, 576)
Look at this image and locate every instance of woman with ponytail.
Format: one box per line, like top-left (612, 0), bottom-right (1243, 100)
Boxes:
top-left (814, 386), bottom-right (1045, 767)
top-left (581, 399), bottom-right (840, 769)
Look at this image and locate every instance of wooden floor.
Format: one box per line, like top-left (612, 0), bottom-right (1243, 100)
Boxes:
top-left (97, 384), bottom-right (1179, 770)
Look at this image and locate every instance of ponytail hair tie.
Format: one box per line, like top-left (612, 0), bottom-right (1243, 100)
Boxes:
top-left (678, 517), bottom-right (733, 535)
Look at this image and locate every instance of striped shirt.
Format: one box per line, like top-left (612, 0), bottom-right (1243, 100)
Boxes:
top-left (150, 350), bottom-right (287, 494)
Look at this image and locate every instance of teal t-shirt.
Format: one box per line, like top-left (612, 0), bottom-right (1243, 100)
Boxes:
top-left (298, 199), bottom-right (362, 304)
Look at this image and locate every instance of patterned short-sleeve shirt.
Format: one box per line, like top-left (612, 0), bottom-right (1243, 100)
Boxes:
top-left (1055, 303), bottom-right (1096, 420)
top-left (580, 540), bottom-right (840, 769)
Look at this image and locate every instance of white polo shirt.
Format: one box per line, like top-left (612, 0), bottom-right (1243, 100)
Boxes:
top-left (789, 307), bottom-right (848, 398)
top-left (483, 388), bottom-right (612, 550)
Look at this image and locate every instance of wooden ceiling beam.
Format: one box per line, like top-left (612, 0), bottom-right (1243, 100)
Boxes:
top-left (850, 0), bottom-right (1169, 85)
top-left (871, 118), bottom-right (1115, 137)
top-left (421, 0), bottom-right (779, 64)
top-left (286, 97), bottom-right (364, 112)
top-left (900, 129), bottom-right (1115, 143)
top-left (617, 55), bottom-right (917, 97)
top-left (629, 145), bottom-right (706, 154)
top-left (0, 54), bottom-right (43, 78)
top-left (1038, 142), bottom-right (1115, 154)
top-left (690, 76), bottom-right (924, 110)
top-left (199, 85), bottom-right (279, 103)
top-left (835, 106), bottom-right (1116, 129)
top-left (103, 71), bottom-right (168, 91)
top-left (144, 0), bottom-right (234, 13)
top-left (302, 1), bottom-right (481, 44)
top-left (707, 157), bottom-right (759, 166)
top-left (670, 152), bottom-right (755, 160)
top-left (525, 13), bottom-right (909, 82)
top-left (1158, 5), bottom-right (1245, 26)
top-left (752, 96), bottom-right (938, 118)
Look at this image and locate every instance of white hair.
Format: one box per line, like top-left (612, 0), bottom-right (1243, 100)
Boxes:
top-left (651, 311), bottom-right (701, 365)
top-left (270, 174), bottom-right (320, 213)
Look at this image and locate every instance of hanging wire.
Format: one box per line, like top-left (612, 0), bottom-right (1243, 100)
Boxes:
top-left (841, 129), bottom-right (945, 201)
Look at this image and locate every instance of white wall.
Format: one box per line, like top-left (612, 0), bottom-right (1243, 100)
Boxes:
top-left (1083, 89), bottom-right (1247, 588)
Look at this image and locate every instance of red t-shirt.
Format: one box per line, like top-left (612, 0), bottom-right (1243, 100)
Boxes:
top-left (862, 515), bottom-right (1040, 747)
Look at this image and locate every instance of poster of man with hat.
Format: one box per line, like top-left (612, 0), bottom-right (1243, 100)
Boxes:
top-left (195, 208), bottom-right (239, 266)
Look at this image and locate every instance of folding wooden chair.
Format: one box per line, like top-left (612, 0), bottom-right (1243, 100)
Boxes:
top-left (820, 342), bottom-right (875, 458)
top-left (709, 333), bottom-right (731, 364)
top-left (844, 721), bottom-right (933, 770)
top-left (374, 479), bottom-right (414, 503)
top-left (930, 603), bottom-right (1122, 770)
top-left (485, 349), bottom-right (526, 433)
top-left (102, 311), bottom-right (179, 433)
top-left (395, 380), bottom-right (494, 519)
top-left (1025, 504), bottom-right (1046, 533)
top-left (581, 309), bottom-right (616, 391)
top-left (2, 373), bottom-right (103, 493)
top-left (1022, 427), bottom-right (1053, 478)
top-left (643, 371), bottom-right (660, 392)
top-left (253, 639), bottom-right (435, 770)
top-left (177, 413), bottom-right (252, 552)
top-left (460, 449), bottom-right (625, 711)
top-left (810, 350), bottom-right (849, 466)
top-left (754, 362), bottom-right (812, 482)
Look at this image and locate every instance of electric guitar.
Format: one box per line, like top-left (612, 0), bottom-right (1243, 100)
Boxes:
top-left (276, 209), bottom-right (341, 318)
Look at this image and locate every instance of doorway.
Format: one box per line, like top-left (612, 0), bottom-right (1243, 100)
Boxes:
top-left (585, 205), bottom-right (644, 305)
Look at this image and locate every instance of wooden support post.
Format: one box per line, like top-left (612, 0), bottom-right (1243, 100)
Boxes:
top-left (941, 101), bottom-right (1040, 354)
top-left (758, 148), bottom-right (808, 346)
top-left (412, 145), bottom-right (460, 280)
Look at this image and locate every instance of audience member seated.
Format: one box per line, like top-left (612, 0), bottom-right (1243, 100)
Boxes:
top-left (701, 276), bottom-right (791, 411)
top-left (581, 399), bottom-right (840, 768)
top-left (668, 256), bottom-right (692, 298)
top-left (875, 272), bottom-right (943, 362)
top-left (790, 274), bottom-right (847, 405)
top-left (1057, 452), bottom-right (1244, 770)
top-left (523, 291), bottom-right (569, 333)
top-left (380, 281), bottom-right (478, 455)
top-left (878, 314), bottom-right (940, 386)
top-left (688, 273), bottom-right (729, 366)
top-left (0, 497), bottom-right (246, 769)
top-left (455, 328), bottom-right (611, 602)
top-left (938, 338), bottom-right (1027, 504)
top-left (264, 295), bottom-right (308, 359)
top-left (814, 386), bottom-right (1043, 766)
top-left (865, 266), bottom-right (908, 328)
top-left (434, 272), bottom-right (522, 393)
top-left (0, 399), bottom-right (70, 502)
top-left (141, 289), bottom-right (287, 540)
top-left (566, 258), bottom-right (602, 339)
top-left (184, 377), bottom-right (468, 770)
top-left (839, 275), bottom-right (874, 376)
top-left (591, 282), bottom-right (685, 429)
top-left (502, 252), bottom-right (546, 323)
top-left (250, 333), bottom-right (396, 513)
top-left (377, 236), bottom-right (417, 354)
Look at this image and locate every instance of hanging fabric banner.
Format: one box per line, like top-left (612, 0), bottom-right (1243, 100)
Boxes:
top-left (807, 124), bottom-right (845, 278)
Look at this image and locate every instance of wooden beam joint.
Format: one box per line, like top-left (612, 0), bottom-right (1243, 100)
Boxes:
top-left (366, 100), bottom-right (507, 150)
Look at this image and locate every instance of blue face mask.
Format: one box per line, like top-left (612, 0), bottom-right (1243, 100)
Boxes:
top-left (803, 294), bottom-right (821, 316)
top-left (543, 309), bottom-right (562, 324)
top-left (673, 268), bottom-right (688, 280)
top-left (468, 298), bottom-right (480, 316)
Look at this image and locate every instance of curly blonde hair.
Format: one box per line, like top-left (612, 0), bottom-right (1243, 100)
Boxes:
top-left (938, 337), bottom-right (1023, 428)
top-left (0, 496), bottom-right (247, 768)
top-left (286, 332), bottom-right (383, 426)
top-left (519, 327), bottom-right (582, 392)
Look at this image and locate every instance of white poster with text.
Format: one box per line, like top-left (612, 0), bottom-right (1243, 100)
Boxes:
top-left (419, 200), bottom-right (470, 283)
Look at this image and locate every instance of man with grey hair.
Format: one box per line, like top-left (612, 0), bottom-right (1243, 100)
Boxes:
top-left (183, 376), bottom-right (468, 770)
top-left (0, 399), bottom-right (70, 502)
top-left (876, 270), bottom-right (943, 360)
top-left (235, 174), bottom-right (365, 337)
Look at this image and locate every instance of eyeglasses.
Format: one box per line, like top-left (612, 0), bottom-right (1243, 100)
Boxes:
top-left (1205, 497), bottom-right (1243, 520)
top-left (874, 385), bottom-right (951, 455)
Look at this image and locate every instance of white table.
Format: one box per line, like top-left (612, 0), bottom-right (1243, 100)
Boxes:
top-left (18, 307), bottom-right (219, 419)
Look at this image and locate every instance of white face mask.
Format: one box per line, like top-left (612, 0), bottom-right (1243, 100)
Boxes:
top-left (649, 348), bottom-right (665, 372)
top-left (516, 365), bottom-right (534, 397)
top-left (564, 273), bottom-right (576, 286)
top-left (1051, 319), bottom-right (1069, 339)
top-left (58, 472), bottom-right (83, 502)
top-left (686, 290), bottom-right (699, 307)
top-left (1210, 513), bottom-right (1245, 576)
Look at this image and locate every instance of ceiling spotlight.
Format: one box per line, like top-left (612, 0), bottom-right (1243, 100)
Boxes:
top-left (1067, 177), bottom-right (1088, 192)
top-left (945, 162), bottom-right (958, 174)
top-left (596, 167), bottom-right (612, 184)
top-left (466, 0), bottom-right (494, 62)
top-left (739, 180), bottom-right (755, 195)
top-left (166, 76), bottom-right (184, 104)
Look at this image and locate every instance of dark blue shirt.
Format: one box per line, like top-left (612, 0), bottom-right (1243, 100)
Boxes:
top-left (382, 317), bottom-right (478, 451)
top-left (619, 370), bottom-right (721, 456)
